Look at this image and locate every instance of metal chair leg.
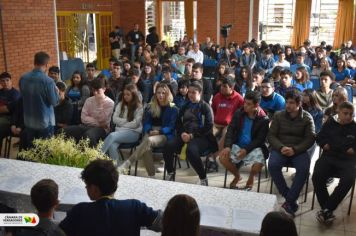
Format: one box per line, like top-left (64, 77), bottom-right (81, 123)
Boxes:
top-left (223, 169), bottom-right (228, 188)
top-left (304, 173), bottom-right (309, 203)
top-left (134, 161), bottom-right (138, 176)
top-left (257, 171), bottom-right (262, 192)
top-left (348, 182), bottom-right (355, 215)
top-left (173, 154), bottom-right (178, 181)
top-left (311, 190), bottom-right (316, 210)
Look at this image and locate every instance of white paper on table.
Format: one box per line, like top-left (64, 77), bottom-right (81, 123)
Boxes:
top-left (60, 187), bottom-right (90, 204)
top-left (199, 204), bottom-right (229, 228)
top-left (232, 209), bottom-right (265, 232)
top-left (0, 176), bottom-right (31, 191)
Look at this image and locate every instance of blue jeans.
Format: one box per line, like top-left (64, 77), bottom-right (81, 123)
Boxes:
top-left (101, 129), bottom-right (140, 163)
top-left (268, 150), bottom-right (310, 203)
top-left (26, 126), bottom-right (54, 148)
top-left (130, 44), bottom-right (138, 62)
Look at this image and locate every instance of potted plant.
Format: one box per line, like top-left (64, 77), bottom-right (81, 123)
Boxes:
top-left (18, 134), bottom-right (109, 168)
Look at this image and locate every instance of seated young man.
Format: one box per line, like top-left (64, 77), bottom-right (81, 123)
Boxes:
top-left (275, 69), bottom-right (296, 98)
top-left (60, 159), bottom-right (161, 236)
top-left (210, 77), bottom-right (244, 170)
top-left (268, 90), bottom-right (315, 217)
top-left (54, 82), bottom-right (73, 132)
top-left (63, 78), bottom-right (114, 147)
top-left (219, 91), bottom-right (269, 190)
top-left (251, 68), bottom-right (265, 92)
top-left (312, 101), bottom-right (356, 224)
top-left (0, 72), bottom-right (21, 141)
top-left (17, 179), bottom-right (65, 236)
top-left (315, 71), bottom-right (334, 111)
top-left (48, 66), bottom-right (61, 83)
top-left (163, 82), bottom-right (218, 186)
top-left (260, 78), bottom-right (285, 119)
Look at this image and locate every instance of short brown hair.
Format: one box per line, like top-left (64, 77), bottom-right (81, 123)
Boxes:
top-left (31, 179), bottom-right (58, 212)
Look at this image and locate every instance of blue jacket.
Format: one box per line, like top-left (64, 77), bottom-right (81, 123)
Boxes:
top-left (258, 57), bottom-right (275, 73)
top-left (19, 68), bottom-right (59, 129)
top-left (173, 95), bottom-right (188, 110)
top-left (143, 103), bottom-right (178, 140)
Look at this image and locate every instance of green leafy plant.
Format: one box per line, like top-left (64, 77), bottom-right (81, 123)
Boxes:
top-left (18, 134), bottom-right (109, 168)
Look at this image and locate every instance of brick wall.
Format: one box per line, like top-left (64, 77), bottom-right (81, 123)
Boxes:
top-left (56, 0), bottom-right (113, 12)
top-left (0, 0), bottom-right (58, 88)
top-left (198, 0), bottom-right (259, 45)
top-left (197, 0), bottom-right (217, 43)
top-left (119, 0), bottom-right (146, 36)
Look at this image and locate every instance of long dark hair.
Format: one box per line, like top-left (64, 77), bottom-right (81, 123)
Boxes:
top-left (70, 71), bottom-right (84, 89)
top-left (162, 194), bottom-right (200, 236)
top-left (260, 211), bottom-right (297, 236)
top-left (120, 84), bottom-right (142, 122)
top-left (302, 89), bottom-right (322, 111)
top-left (140, 63), bottom-right (156, 80)
top-left (238, 66), bottom-right (253, 89)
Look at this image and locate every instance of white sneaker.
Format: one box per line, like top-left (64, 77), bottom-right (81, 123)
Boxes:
top-left (156, 167), bottom-right (165, 173)
top-left (197, 178), bottom-right (208, 186)
top-left (117, 161), bottom-right (130, 175)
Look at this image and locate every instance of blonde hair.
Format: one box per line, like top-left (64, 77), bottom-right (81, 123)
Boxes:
top-left (150, 83), bottom-right (173, 118)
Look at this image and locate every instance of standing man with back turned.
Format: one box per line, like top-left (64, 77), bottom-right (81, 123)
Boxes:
top-left (19, 52), bottom-right (59, 147)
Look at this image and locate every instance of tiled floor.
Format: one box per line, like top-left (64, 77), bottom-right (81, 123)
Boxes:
top-left (3, 139), bottom-right (356, 236)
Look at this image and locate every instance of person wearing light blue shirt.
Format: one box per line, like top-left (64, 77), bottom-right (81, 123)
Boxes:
top-left (290, 53), bottom-right (311, 75)
top-left (19, 52), bottom-right (59, 147)
top-left (292, 67), bottom-right (313, 92)
top-left (260, 78), bottom-right (285, 119)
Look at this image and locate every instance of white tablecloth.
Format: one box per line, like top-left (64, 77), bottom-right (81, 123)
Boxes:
top-left (0, 158), bottom-right (278, 235)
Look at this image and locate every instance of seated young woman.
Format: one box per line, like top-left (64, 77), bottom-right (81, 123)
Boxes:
top-left (101, 83), bottom-right (143, 164)
top-left (65, 71), bottom-right (90, 124)
top-left (118, 83), bottom-right (178, 177)
top-left (63, 78), bottom-right (114, 147)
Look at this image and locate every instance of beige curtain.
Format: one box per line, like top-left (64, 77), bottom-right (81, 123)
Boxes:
top-left (184, 0), bottom-right (194, 40)
top-left (291, 0), bottom-right (312, 49)
top-left (333, 0), bottom-right (354, 48)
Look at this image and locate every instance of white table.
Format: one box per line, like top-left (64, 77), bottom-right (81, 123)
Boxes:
top-left (0, 158), bottom-right (278, 235)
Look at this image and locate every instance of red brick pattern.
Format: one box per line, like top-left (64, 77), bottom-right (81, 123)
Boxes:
top-left (0, 0), bottom-right (58, 88)
top-left (198, 0), bottom-right (258, 45)
top-left (119, 0), bottom-right (146, 36)
top-left (197, 0), bottom-right (217, 43)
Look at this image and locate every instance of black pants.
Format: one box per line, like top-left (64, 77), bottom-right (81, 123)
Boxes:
top-left (63, 125), bottom-right (107, 147)
top-left (163, 136), bottom-right (212, 179)
top-left (312, 155), bottom-right (356, 211)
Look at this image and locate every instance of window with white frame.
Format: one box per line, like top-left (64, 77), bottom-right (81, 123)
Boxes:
top-left (259, 0), bottom-right (296, 45)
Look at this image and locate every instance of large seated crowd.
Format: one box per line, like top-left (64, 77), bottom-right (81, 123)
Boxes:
top-left (0, 23), bottom-right (355, 235)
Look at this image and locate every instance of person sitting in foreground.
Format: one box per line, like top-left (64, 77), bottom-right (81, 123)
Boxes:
top-left (59, 159), bottom-right (162, 236)
top-left (259, 211), bottom-right (298, 236)
top-left (312, 101), bottom-right (356, 225)
top-left (162, 194), bottom-right (200, 236)
top-left (268, 90), bottom-right (315, 217)
top-left (219, 91), bottom-right (269, 190)
top-left (17, 179), bottom-right (65, 236)
top-left (163, 82), bottom-right (218, 186)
